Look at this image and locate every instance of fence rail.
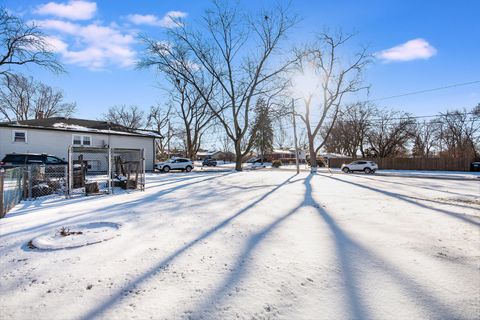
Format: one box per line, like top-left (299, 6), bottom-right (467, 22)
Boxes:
top-left (328, 157), bottom-right (475, 171)
top-left (1, 167), bottom-right (24, 218)
top-left (68, 146), bottom-right (145, 197)
top-left (0, 146), bottom-right (145, 218)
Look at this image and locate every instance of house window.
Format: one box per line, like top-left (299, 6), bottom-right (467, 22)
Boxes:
top-left (83, 136), bottom-right (91, 146)
top-left (73, 135), bottom-right (82, 145)
top-left (72, 135), bottom-right (92, 146)
top-left (12, 130), bottom-right (27, 143)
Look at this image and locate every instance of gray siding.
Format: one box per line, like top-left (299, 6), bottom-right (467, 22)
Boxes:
top-left (0, 127), bottom-right (155, 170)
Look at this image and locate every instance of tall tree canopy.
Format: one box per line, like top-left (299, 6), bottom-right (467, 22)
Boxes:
top-left (0, 74), bottom-right (75, 121)
top-left (0, 8), bottom-right (63, 79)
top-left (292, 32), bottom-right (371, 171)
top-left (103, 105), bottom-right (145, 129)
top-left (139, 0), bottom-right (297, 170)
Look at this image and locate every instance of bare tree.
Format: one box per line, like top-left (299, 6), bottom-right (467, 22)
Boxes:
top-left (0, 8), bottom-right (64, 79)
top-left (437, 107), bottom-right (479, 158)
top-left (220, 133), bottom-right (232, 153)
top-left (139, 1), bottom-right (297, 171)
top-left (103, 105), bottom-right (145, 129)
top-left (273, 118), bottom-right (292, 149)
top-left (323, 102), bottom-right (375, 158)
top-left (411, 119), bottom-right (438, 158)
top-left (0, 74), bottom-right (75, 121)
top-left (169, 77), bottom-right (216, 159)
top-left (293, 32), bottom-right (370, 172)
top-left (366, 108), bottom-right (414, 158)
top-left (146, 104), bottom-right (172, 160)
top-left (473, 103), bottom-right (480, 116)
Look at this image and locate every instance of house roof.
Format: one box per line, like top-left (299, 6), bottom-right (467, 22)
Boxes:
top-left (196, 150), bottom-right (221, 156)
top-left (319, 152), bottom-right (350, 158)
top-left (272, 149), bottom-right (295, 154)
top-left (0, 117), bottom-right (162, 139)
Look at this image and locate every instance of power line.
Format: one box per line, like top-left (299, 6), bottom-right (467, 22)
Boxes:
top-left (367, 80), bottom-right (480, 102)
top-left (278, 112), bottom-right (479, 130)
top-left (167, 80), bottom-right (480, 147)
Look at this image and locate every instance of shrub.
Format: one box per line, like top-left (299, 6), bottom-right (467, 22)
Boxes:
top-left (272, 160), bottom-right (282, 168)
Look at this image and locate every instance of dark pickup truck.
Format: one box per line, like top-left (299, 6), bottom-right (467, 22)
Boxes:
top-left (0, 153), bottom-right (67, 168)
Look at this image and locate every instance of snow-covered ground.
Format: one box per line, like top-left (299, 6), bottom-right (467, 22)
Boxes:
top-left (195, 161), bottom-right (480, 180)
top-left (1, 171), bottom-right (479, 319)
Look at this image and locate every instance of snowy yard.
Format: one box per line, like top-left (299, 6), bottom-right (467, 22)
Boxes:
top-left (1, 171), bottom-right (479, 320)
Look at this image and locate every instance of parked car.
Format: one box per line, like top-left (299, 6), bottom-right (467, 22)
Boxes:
top-left (246, 157), bottom-right (268, 163)
top-left (202, 158), bottom-right (217, 167)
top-left (0, 153), bottom-right (67, 168)
top-left (155, 158), bottom-right (193, 173)
top-left (341, 160), bottom-right (378, 174)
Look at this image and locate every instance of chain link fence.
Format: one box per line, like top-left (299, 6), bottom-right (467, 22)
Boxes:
top-left (25, 165), bottom-right (68, 199)
top-left (68, 146), bottom-right (110, 197)
top-left (111, 148), bottom-right (145, 192)
top-left (0, 147), bottom-right (145, 218)
top-left (1, 167), bottom-right (23, 218)
top-left (1, 165), bottom-right (68, 217)
top-left (68, 146), bottom-right (145, 197)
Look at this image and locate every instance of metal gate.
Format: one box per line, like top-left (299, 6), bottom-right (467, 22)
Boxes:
top-left (68, 146), bottom-right (145, 197)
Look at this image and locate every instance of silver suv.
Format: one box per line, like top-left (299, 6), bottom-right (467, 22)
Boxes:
top-left (341, 161), bottom-right (378, 174)
top-left (155, 158), bottom-right (194, 173)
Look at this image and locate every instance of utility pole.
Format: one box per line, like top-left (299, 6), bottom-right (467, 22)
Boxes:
top-left (292, 98), bottom-right (300, 174)
top-left (167, 121), bottom-right (171, 157)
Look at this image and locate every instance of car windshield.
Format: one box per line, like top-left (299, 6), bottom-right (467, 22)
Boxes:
top-left (166, 159), bottom-right (175, 163)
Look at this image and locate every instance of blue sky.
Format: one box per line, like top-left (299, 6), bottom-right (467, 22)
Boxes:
top-left (3, 0), bottom-right (480, 120)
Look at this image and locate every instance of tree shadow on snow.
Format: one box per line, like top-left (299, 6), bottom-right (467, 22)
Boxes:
top-left (0, 172), bottom-right (233, 241)
top-left (188, 174), bottom-right (463, 319)
top-left (77, 174), bottom-right (299, 320)
top-left (305, 174), bottom-right (462, 319)
top-left (324, 175), bottom-right (480, 227)
top-left (352, 174), bottom-right (480, 207)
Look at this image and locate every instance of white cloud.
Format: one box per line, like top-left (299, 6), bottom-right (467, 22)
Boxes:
top-left (35, 19), bottom-right (79, 33)
top-left (127, 14), bottom-right (159, 26)
top-left (43, 35), bottom-right (68, 52)
top-left (34, 19), bottom-right (136, 69)
top-left (35, 0), bottom-right (97, 20)
top-left (127, 11), bottom-right (187, 28)
top-left (376, 38), bottom-right (437, 62)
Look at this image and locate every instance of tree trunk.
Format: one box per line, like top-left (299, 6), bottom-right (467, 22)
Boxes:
top-left (234, 141), bottom-right (243, 171)
top-left (360, 145), bottom-right (365, 158)
top-left (308, 134), bottom-right (317, 173)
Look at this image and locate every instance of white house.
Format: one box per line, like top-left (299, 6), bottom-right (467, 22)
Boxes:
top-left (0, 117), bottom-right (161, 171)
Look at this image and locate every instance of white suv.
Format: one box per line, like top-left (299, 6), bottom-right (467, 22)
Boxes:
top-left (341, 160), bottom-right (378, 174)
top-left (155, 158), bottom-right (194, 173)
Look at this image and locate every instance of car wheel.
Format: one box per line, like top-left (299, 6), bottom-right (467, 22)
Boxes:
top-left (342, 167), bottom-right (350, 173)
top-left (163, 166), bottom-right (170, 173)
top-left (364, 167), bottom-right (372, 174)
top-left (185, 166), bottom-right (192, 172)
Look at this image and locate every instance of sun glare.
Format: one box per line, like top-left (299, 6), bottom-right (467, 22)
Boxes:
top-left (291, 64), bottom-right (321, 100)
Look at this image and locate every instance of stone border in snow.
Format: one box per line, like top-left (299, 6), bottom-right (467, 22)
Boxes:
top-left (29, 222), bottom-right (121, 250)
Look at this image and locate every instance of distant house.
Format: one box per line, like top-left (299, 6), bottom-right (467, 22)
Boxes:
top-left (196, 150), bottom-right (217, 160)
top-left (266, 148), bottom-right (308, 163)
top-left (196, 150), bottom-right (235, 162)
top-left (318, 153), bottom-right (350, 159)
top-left (162, 149), bottom-right (185, 159)
top-left (0, 117), bottom-right (161, 171)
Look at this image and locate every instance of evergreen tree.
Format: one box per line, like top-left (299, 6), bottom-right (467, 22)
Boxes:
top-left (253, 99), bottom-right (274, 163)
